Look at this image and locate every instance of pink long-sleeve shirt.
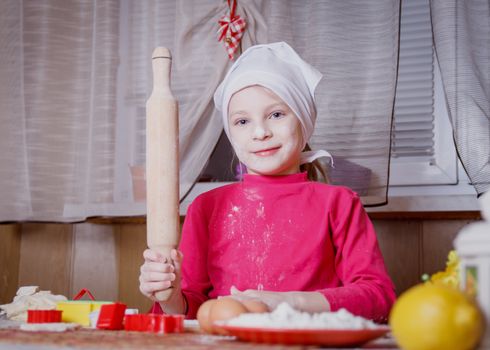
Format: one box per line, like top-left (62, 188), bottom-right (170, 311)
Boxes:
top-left (157, 172), bottom-right (395, 322)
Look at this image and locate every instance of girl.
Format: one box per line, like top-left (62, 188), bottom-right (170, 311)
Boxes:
top-left (139, 42), bottom-right (395, 322)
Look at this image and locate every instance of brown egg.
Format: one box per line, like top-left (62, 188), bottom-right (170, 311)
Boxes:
top-left (242, 299), bottom-right (270, 313)
top-left (209, 297), bottom-right (248, 335)
top-left (196, 299), bottom-right (217, 334)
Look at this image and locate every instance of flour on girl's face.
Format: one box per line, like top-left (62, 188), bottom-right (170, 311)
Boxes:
top-left (227, 86), bottom-right (303, 176)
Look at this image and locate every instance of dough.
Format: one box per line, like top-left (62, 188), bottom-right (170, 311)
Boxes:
top-left (0, 286), bottom-right (67, 322)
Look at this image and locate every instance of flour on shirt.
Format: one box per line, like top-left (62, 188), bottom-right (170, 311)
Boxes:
top-left (224, 203), bottom-right (241, 240)
top-left (256, 202), bottom-right (265, 218)
top-left (222, 302), bottom-right (379, 330)
top-left (244, 187), bottom-right (263, 201)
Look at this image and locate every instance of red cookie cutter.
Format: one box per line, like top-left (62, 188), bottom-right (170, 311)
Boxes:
top-left (27, 310), bottom-right (62, 323)
top-left (73, 288), bottom-right (96, 300)
top-left (124, 314), bottom-right (148, 332)
top-left (96, 302), bottom-right (127, 330)
top-left (124, 314), bottom-right (184, 333)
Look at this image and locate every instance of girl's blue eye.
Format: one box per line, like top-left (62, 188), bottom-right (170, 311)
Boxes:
top-left (235, 119), bottom-right (248, 126)
top-left (270, 111), bottom-right (284, 119)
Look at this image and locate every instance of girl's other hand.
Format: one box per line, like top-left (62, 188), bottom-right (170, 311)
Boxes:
top-left (230, 286), bottom-right (330, 313)
top-left (139, 248), bottom-right (183, 302)
top-left (230, 285), bottom-right (288, 311)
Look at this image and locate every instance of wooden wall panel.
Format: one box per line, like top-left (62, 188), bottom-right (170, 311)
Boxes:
top-left (116, 224), bottom-right (152, 312)
top-left (421, 219), bottom-right (474, 276)
top-left (0, 224), bottom-right (21, 304)
top-left (71, 223), bottom-right (118, 301)
top-left (2, 218), bottom-right (477, 313)
top-left (373, 220), bottom-right (422, 296)
top-left (18, 223), bottom-right (73, 297)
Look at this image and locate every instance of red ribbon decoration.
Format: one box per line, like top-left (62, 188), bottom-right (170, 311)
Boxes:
top-left (217, 0), bottom-right (246, 60)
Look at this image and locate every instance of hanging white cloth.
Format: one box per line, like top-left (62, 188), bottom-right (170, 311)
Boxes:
top-left (431, 0), bottom-right (490, 195)
top-left (0, 0), bottom-right (400, 221)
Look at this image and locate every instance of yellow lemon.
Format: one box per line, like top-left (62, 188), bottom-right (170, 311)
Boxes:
top-left (389, 284), bottom-right (484, 350)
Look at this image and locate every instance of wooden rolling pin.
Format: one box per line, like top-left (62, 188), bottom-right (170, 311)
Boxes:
top-left (146, 47), bottom-right (180, 301)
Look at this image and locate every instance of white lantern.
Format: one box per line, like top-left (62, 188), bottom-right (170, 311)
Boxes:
top-left (454, 191), bottom-right (490, 349)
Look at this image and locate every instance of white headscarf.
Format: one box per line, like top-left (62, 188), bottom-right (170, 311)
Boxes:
top-left (213, 41), bottom-right (332, 165)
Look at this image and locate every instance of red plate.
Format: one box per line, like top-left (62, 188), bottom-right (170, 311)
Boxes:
top-left (219, 325), bottom-right (390, 347)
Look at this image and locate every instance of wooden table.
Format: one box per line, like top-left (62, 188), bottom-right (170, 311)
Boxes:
top-left (0, 327), bottom-right (398, 350)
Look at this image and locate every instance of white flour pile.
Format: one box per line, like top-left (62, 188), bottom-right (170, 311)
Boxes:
top-left (223, 302), bottom-right (379, 330)
top-left (0, 286), bottom-right (67, 322)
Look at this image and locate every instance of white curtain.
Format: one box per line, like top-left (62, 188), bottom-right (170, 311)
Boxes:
top-left (262, 1), bottom-right (400, 205)
top-left (126, 0), bottom-right (400, 207)
top-left (1, 0), bottom-right (119, 222)
top-left (122, 0), bottom-right (234, 201)
top-left (0, 0), bottom-right (399, 221)
top-left (431, 0), bottom-right (490, 195)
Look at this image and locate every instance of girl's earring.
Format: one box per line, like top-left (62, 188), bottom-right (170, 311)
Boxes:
top-left (235, 162), bottom-right (246, 181)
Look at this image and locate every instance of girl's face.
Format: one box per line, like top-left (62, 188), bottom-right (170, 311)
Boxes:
top-left (228, 85), bottom-right (303, 176)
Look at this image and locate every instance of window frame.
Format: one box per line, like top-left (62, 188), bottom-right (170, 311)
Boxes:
top-left (379, 51), bottom-right (478, 212)
top-left (389, 55), bottom-right (458, 187)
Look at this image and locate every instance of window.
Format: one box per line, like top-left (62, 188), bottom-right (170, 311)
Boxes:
top-left (376, 0), bottom-right (478, 212)
top-left (389, 0), bottom-right (457, 186)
